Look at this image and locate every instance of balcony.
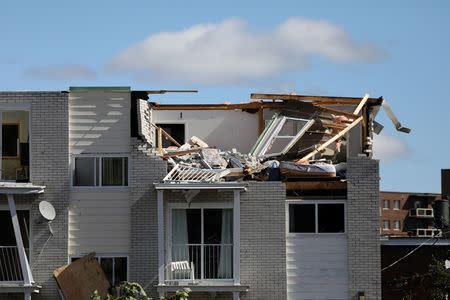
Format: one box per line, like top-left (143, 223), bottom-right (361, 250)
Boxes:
top-left (0, 246), bottom-right (24, 282)
top-left (409, 208), bottom-right (434, 218)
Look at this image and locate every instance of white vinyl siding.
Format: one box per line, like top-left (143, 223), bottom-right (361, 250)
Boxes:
top-left (69, 91), bottom-right (130, 154)
top-left (68, 190), bottom-right (130, 255)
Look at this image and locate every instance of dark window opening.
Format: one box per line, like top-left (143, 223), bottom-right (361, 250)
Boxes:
top-left (156, 124), bottom-right (185, 148)
top-left (71, 256), bottom-right (127, 286)
top-left (2, 124), bottom-right (19, 157)
top-left (289, 204), bottom-right (315, 233)
top-left (318, 204), bottom-right (345, 233)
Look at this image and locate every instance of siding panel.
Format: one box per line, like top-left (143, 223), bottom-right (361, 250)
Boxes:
top-left (68, 190), bottom-right (130, 255)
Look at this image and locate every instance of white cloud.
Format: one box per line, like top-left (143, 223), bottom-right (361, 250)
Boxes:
top-left (373, 132), bottom-right (409, 162)
top-left (109, 17), bottom-right (388, 84)
top-left (25, 64), bottom-right (96, 80)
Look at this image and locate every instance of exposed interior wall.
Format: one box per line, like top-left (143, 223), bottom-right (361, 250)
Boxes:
top-left (151, 110), bottom-right (259, 154)
top-left (69, 91), bottom-right (131, 154)
top-left (136, 99), bottom-right (154, 146)
top-left (347, 156), bottom-right (381, 299)
top-left (68, 190), bottom-right (130, 255)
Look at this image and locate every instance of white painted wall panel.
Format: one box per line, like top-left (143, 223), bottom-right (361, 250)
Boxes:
top-left (152, 110), bottom-right (259, 154)
top-left (286, 235), bottom-right (348, 300)
top-left (68, 190), bottom-right (130, 255)
top-left (69, 92), bottom-right (130, 154)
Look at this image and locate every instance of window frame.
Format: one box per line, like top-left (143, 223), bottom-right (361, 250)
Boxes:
top-left (383, 220), bottom-right (390, 230)
top-left (71, 154), bottom-right (130, 189)
top-left (0, 105), bottom-right (32, 182)
top-left (393, 220), bottom-right (401, 231)
top-left (382, 200), bottom-right (390, 210)
top-left (393, 200), bottom-right (401, 210)
top-left (69, 255), bottom-right (129, 286)
top-left (286, 199), bottom-right (347, 236)
top-left (167, 202), bottom-right (234, 282)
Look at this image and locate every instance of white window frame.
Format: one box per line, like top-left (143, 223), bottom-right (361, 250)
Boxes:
top-left (383, 220), bottom-right (390, 230)
top-left (70, 154), bottom-right (130, 189)
top-left (393, 200), bottom-right (401, 210)
top-left (167, 202), bottom-right (234, 283)
top-left (0, 104), bottom-right (32, 182)
top-left (286, 199), bottom-right (347, 236)
top-left (393, 220), bottom-right (401, 231)
top-left (382, 200), bottom-right (390, 210)
top-left (69, 254), bottom-right (129, 285)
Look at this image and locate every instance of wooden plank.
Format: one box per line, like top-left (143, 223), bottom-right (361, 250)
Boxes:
top-left (353, 94), bottom-right (369, 115)
top-left (258, 107), bottom-right (265, 135)
top-left (53, 253), bottom-right (110, 300)
top-left (250, 93), bottom-right (380, 104)
top-left (146, 90), bottom-right (198, 94)
top-left (284, 181), bottom-right (347, 190)
top-left (319, 115), bottom-right (353, 123)
top-left (151, 123), bottom-right (181, 147)
top-left (162, 148), bottom-right (202, 158)
top-left (321, 122), bottom-right (347, 130)
top-left (319, 106), bottom-right (359, 119)
top-left (307, 131), bottom-right (334, 137)
top-left (152, 102), bottom-right (284, 110)
top-left (301, 116), bottom-right (363, 160)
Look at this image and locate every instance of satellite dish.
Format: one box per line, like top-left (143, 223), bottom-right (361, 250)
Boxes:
top-left (39, 201), bottom-right (56, 221)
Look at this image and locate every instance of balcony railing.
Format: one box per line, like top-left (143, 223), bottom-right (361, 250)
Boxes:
top-left (169, 244), bottom-right (233, 282)
top-left (0, 246), bottom-right (24, 282)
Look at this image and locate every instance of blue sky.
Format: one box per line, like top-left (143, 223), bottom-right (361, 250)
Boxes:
top-left (1, 1), bottom-right (449, 193)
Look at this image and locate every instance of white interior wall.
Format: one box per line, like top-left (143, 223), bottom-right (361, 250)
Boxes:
top-left (152, 110), bottom-right (259, 154)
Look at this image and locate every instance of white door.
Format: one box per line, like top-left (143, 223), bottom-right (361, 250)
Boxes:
top-left (286, 236), bottom-right (348, 300)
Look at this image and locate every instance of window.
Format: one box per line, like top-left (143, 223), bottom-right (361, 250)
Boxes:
top-left (171, 208), bottom-right (233, 280)
top-left (383, 220), bottom-right (390, 230)
top-left (382, 200), bottom-right (390, 210)
top-left (289, 202), bottom-right (345, 234)
top-left (71, 256), bottom-right (127, 286)
top-left (393, 220), bottom-right (401, 231)
top-left (73, 156), bottom-right (128, 187)
top-left (1, 110), bottom-right (30, 182)
top-left (155, 124), bottom-right (185, 148)
top-left (393, 200), bottom-right (400, 210)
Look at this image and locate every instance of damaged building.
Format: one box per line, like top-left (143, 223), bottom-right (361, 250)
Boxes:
top-left (0, 87), bottom-right (409, 300)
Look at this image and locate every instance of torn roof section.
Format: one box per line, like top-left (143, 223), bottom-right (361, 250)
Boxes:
top-left (140, 92), bottom-right (409, 187)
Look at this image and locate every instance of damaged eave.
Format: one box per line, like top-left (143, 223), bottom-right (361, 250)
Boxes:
top-left (0, 182), bottom-right (46, 194)
top-left (154, 182), bottom-right (248, 191)
top-left (250, 93), bottom-right (383, 106)
top-left (151, 102), bottom-right (284, 110)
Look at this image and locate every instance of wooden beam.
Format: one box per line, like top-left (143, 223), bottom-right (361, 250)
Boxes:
top-left (301, 116), bottom-right (363, 160)
top-left (162, 148), bottom-right (202, 158)
top-left (146, 90), bottom-right (198, 94)
top-left (152, 102), bottom-right (284, 111)
top-left (258, 107), bottom-right (265, 135)
top-left (151, 123), bottom-right (181, 147)
top-left (320, 106), bottom-right (359, 119)
top-left (353, 94), bottom-right (370, 115)
top-left (250, 93), bottom-right (380, 104)
top-left (284, 180), bottom-right (347, 190)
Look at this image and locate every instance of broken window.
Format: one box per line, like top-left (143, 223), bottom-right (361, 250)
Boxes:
top-left (1, 111), bottom-right (30, 182)
top-left (171, 208), bottom-right (233, 280)
top-left (71, 256), bottom-right (127, 286)
top-left (156, 123), bottom-right (185, 148)
top-left (73, 156), bottom-right (128, 187)
top-left (250, 115), bottom-right (315, 158)
top-left (289, 202), bottom-right (345, 234)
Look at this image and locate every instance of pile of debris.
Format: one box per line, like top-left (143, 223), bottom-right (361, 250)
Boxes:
top-left (153, 93), bottom-right (410, 185)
